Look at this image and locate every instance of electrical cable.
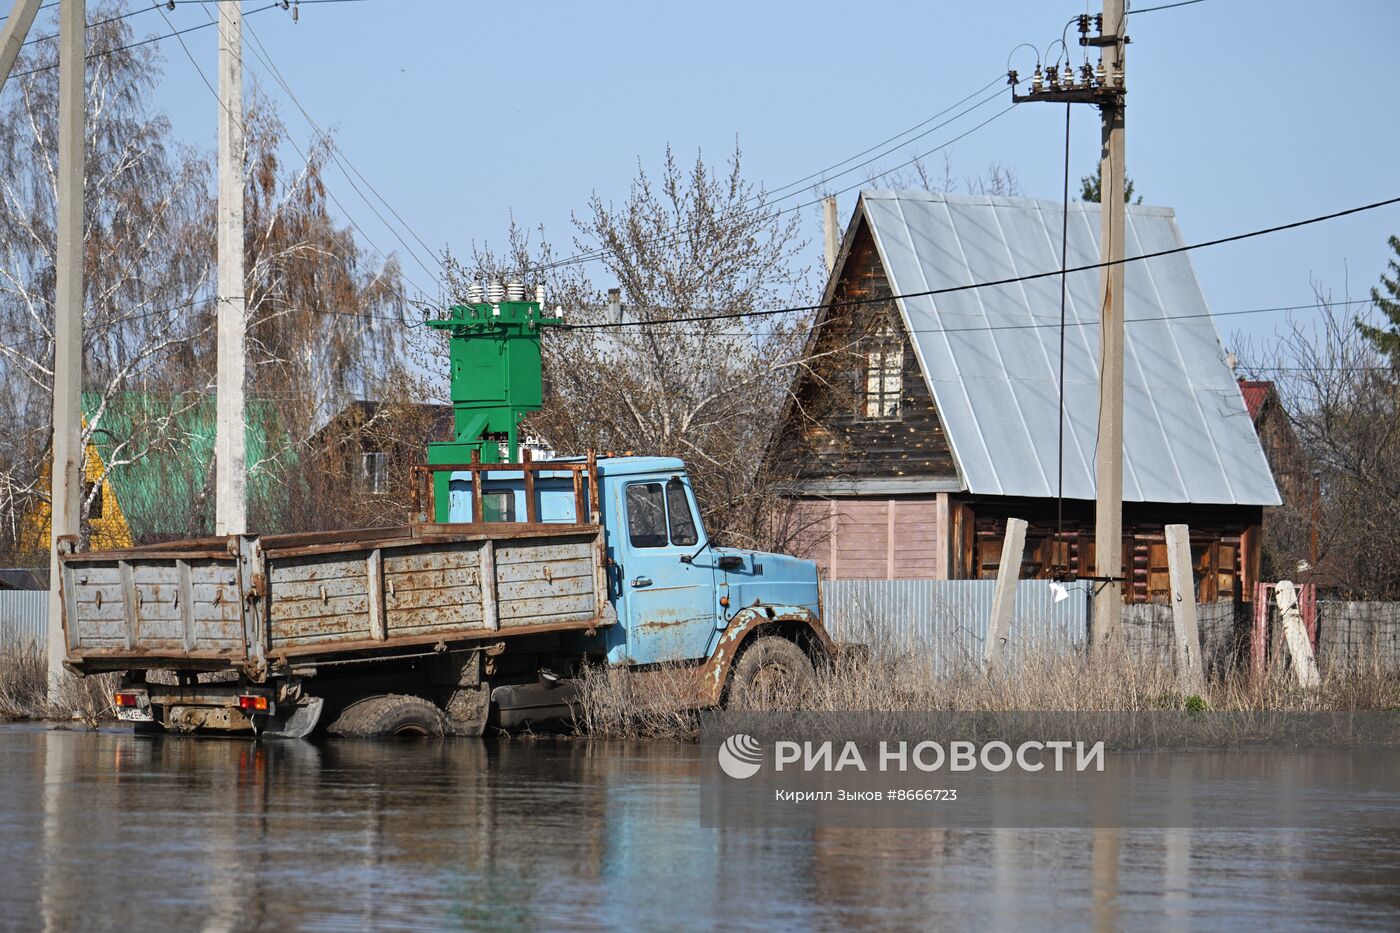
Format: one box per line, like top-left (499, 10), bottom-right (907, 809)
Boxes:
top-left (561, 195), bottom-right (1400, 329)
top-left (9, 0), bottom-right (376, 78)
top-left (236, 8), bottom-right (447, 287)
top-left (537, 93), bottom-right (1020, 273)
top-left (151, 0), bottom-right (439, 308)
top-left (1127, 0), bottom-right (1208, 15)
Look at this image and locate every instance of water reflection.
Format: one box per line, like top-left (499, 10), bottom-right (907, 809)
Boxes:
top-left (1, 727), bottom-right (1397, 931)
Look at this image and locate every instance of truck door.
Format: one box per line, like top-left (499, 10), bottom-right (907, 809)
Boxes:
top-left (617, 477), bottom-right (717, 664)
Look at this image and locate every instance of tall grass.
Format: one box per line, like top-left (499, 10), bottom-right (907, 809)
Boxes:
top-left (572, 638), bottom-right (1400, 740)
top-left (0, 642), bottom-right (119, 723)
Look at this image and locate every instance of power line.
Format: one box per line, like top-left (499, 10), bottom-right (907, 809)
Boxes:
top-left (151, 1), bottom-right (438, 304)
top-left (236, 7), bottom-right (447, 286)
top-left (0, 296), bottom-right (1382, 359)
top-left (536, 93), bottom-right (1021, 273)
top-left (561, 194), bottom-right (1400, 329)
top-left (8, 0), bottom-right (376, 78)
top-left (12, 1), bottom-right (281, 78)
top-left (1127, 0), bottom-right (1209, 15)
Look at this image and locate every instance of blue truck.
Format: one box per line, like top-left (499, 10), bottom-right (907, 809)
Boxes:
top-left (57, 450), bottom-right (833, 737)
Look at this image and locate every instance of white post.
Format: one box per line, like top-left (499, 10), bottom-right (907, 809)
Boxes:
top-left (47, 0), bottom-right (85, 705)
top-left (1164, 524), bottom-right (1205, 693)
top-left (0, 0), bottom-right (43, 92)
top-left (215, 1), bottom-right (247, 535)
top-left (1273, 580), bottom-right (1321, 688)
top-left (983, 518), bottom-right (1027, 670)
top-left (822, 196), bottom-right (839, 274)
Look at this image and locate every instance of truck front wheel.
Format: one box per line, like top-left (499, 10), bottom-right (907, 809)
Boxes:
top-left (726, 636), bottom-right (817, 709)
top-left (327, 694), bottom-right (449, 737)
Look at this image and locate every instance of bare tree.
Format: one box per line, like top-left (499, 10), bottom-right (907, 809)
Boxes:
top-left (1238, 289), bottom-right (1400, 598)
top-left (413, 145), bottom-right (827, 548)
top-left (0, 7), bottom-right (411, 557)
top-left (0, 7), bottom-right (213, 559)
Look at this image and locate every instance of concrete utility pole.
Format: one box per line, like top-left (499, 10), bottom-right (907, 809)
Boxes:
top-left (1092, 0), bottom-right (1126, 652)
top-left (822, 196), bottom-right (840, 274)
top-left (215, 1), bottom-right (246, 535)
top-left (47, 0), bottom-right (84, 702)
top-left (0, 0), bottom-right (43, 92)
top-left (1009, 2), bottom-right (1128, 654)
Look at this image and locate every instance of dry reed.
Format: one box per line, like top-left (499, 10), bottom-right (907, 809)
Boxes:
top-left (571, 637), bottom-right (1400, 741)
top-left (0, 642), bottom-right (120, 723)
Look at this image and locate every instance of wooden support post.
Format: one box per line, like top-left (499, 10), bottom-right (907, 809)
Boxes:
top-left (1164, 524), bottom-right (1206, 694)
top-left (366, 548), bottom-right (386, 641)
top-left (470, 449), bottom-right (483, 523)
top-left (1274, 580), bottom-right (1321, 688)
top-left (118, 560), bottom-right (138, 650)
top-left (177, 559), bottom-right (195, 652)
top-left (983, 518), bottom-right (1027, 670)
top-left (935, 493), bottom-right (951, 581)
top-left (480, 540), bottom-right (499, 631)
top-left (522, 448), bottom-right (537, 524)
top-left (886, 499), bottom-right (896, 580)
top-left (1251, 581), bottom-right (1269, 679)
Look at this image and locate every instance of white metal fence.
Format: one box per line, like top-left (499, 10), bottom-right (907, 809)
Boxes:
top-left (0, 590), bottom-right (48, 649)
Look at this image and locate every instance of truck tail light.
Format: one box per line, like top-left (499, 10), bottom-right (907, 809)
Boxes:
top-left (238, 694), bottom-right (270, 713)
top-left (113, 692), bottom-right (140, 708)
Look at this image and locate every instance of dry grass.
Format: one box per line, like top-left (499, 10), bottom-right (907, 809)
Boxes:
top-left (0, 642), bottom-right (119, 723)
top-left (571, 638), bottom-right (1400, 741)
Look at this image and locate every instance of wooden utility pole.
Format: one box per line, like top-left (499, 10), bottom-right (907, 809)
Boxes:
top-left (0, 0), bottom-right (43, 92)
top-left (1009, 2), bottom-right (1128, 654)
top-left (215, 1), bottom-right (246, 535)
top-left (47, 0), bottom-right (84, 702)
top-left (1092, 0), bottom-right (1127, 653)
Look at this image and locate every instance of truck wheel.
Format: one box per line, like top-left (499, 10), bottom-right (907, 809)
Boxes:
top-left (327, 694), bottom-right (449, 737)
top-left (727, 636), bottom-right (817, 709)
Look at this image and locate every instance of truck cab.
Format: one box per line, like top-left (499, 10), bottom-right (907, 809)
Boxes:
top-left (439, 454), bottom-right (828, 680)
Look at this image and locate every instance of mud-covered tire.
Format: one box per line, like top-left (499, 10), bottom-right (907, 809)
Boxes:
top-left (726, 636), bottom-right (817, 709)
top-left (327, 694), bottom-right (449, 737)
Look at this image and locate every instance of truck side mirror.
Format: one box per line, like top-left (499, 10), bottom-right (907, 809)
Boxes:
top-left (717, 555), bottom-right (744, 571)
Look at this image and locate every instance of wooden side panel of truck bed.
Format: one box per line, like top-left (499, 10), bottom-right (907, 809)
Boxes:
top-left (58, 524), bottom-right (612, 677)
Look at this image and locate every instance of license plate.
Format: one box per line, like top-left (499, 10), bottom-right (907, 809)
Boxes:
top-left (116, 706), bottom-right (153, 722)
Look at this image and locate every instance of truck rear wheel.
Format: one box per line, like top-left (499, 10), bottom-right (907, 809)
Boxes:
top-left (726, 636), bottom-right (817, 709)
top-left (327, 694), bottom-right (449, 737)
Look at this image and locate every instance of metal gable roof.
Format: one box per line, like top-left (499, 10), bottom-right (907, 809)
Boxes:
top-left (860, 190), bottom-right (1280, 506)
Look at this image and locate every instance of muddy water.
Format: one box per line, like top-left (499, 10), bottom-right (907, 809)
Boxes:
top-left (1, 725), bottom-right (1397, 931)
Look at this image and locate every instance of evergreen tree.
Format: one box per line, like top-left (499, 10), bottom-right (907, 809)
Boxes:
top-left (1357, 235), bottom-right (1400, 363)
top-left (1080, 165), bottom-right (1142, 204)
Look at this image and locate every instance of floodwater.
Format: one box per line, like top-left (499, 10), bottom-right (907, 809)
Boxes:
top-left (1, 725), bottom-right (1398, 932)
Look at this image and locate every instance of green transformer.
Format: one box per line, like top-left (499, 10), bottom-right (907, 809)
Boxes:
top-left (425, 292), bottom-right (563, 522)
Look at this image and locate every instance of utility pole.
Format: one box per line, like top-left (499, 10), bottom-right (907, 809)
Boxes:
top-left (823, 196), bottom-right (840, 274)
top-left (1092, 0), bottom-right (1127, 652)
top-left (1010, 1), bottom-right (1127, 654)
top-left (0, 0), bottom-right (43, 92)
top-left (215, 1), bottom-right (246, 535)
top-left (47, 0), bottom-right (84, 702)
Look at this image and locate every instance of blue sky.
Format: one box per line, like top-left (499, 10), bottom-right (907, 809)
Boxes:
top-left (56, 1), bottom-right (1400, 355)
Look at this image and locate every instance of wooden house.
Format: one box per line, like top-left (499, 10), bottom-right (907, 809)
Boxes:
top-left (770, 192), bottom-right (1281, 603)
